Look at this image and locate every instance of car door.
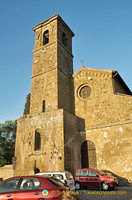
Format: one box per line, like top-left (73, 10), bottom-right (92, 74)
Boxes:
top-left (15, 178), bottom-right (43, 200)
top-left (88, 170), bottom-right (100, 188)
top-left (65, 172), bottom-right (75, 190)
top-left (78, 170), bottom-right (88, 187)
top-left (0, 178), bottom-right (20, 200)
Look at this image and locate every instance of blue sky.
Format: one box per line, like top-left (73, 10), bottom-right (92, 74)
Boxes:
top-left (0, 0), bottom-right (132, 123)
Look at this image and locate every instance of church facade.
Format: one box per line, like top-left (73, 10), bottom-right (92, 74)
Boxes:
top-left (14, 15), bottom-right (132, 183)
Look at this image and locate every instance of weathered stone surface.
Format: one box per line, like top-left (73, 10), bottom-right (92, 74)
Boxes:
top-left (15, 110), bottom-right (65, 175)
top-left (0, 165), bottom-right (13, 180)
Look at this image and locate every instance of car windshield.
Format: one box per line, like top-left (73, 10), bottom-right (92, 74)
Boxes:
top-left (66, 172), bottom-right (73, 180)
top-left (53, 174), bottom-right (63, 180)
top-left (95, 169), bottom-right (107, 175)
top-left (0, 179), bottom-right (20, 193)
top-left (47, 177), bottom-right (66, 187)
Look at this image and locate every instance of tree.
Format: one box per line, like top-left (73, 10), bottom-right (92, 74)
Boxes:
top-left (0, 120), bottom-right (17, 167)
top-left (23, 93), bottom-right (31, 115)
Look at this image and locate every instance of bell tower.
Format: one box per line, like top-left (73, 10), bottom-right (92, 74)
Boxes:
top-left (15, 15), bottom-right (79, 176)
top-left (30, 14), bottom-right (75, 114)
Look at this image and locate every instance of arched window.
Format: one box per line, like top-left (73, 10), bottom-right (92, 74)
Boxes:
top-left (43, 30), bottom-right (49, 45)
top-left (34, 131), bottom-right (41, 151)
top-left (62, 32), bottom-right (67, 46)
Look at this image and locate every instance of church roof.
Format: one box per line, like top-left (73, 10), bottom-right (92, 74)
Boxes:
top-left (73, 66), bottom-right (132, 95)
top-left (73, 65), bottom-right (114, 77)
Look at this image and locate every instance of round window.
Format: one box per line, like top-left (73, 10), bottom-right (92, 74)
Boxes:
top-left (78, 85), bottom-right (91, 99)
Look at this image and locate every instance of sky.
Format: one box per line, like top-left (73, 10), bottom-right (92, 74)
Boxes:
top-left (0, 0), bottom-right (132, 123)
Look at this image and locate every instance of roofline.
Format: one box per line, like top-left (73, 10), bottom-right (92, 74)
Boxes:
top-left (112, 71), bottom-right (132, 94)
top-left (32, 14), bottom-right (74, 37)
top-left (73, 66), bottom-right (114, 77)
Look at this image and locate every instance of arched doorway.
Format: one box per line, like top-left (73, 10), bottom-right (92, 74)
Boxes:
top-left (34, 167), bottom-right (40, 174)
top-left (81, 140), bottom-right (97, 168)
top-left (34, 160), bottom-right (40, 174)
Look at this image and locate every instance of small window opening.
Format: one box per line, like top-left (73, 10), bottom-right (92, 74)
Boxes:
top-left (43, 30), bottom-right (49, 45)
top-left (62, 32), bottom-right (67, 46)
top-left (37, 34), bottom-right (40, 39)
top-left (34, 131), bottom-right (41, 151)
top-left (42, 100), bottom-right (45, 112)
top-left (34, 168), bottom-right (40, 174)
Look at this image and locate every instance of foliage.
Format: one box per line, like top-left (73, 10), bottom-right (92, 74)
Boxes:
top-left (0, 120), bottom-right (17, 167)
top-left (23, 93), bottom-right (31, 115)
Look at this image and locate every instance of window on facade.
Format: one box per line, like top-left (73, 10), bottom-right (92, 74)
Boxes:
top-left (43, 30), bottom-right (49, 45)
top-left (62, 32), bottom-right (67, 46)
top-left (34, 131), bottom-right (41, 151)
top-left (42, 100), bottom-right (45, 112)
top-left (79, 85), bottom-right (91, 99)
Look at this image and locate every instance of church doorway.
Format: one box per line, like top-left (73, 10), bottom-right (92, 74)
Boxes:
top-left (34, 160), bottom-right (40, 174)
top-left (81, 140), bottom-right (97, 168)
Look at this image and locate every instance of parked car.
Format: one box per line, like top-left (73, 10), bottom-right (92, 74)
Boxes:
top-left (0, 178), bottom-right (3, 183)
top-left (0, 175), bottom-right (69, 199)
top-left (36, 171), bottom-right (75, 191)
top-left (74, 168), bottom-right (118, 191)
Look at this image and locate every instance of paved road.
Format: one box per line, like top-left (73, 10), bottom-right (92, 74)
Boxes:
top-left (74, 186), bottom-right (132, 200)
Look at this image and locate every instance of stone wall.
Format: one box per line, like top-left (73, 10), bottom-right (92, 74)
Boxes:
top-left (0, 165), bottom-right (13, 180)
top-left (58, 70), bottom-right (75, 114)
top-left (84, 122), bottom-right (132, 183)
top-left (30, 68), bottom-right (58, 114)
top-left (63, 111), bottom-right (85, 174)
top-left (73, 67), bottom-right (132, 127)
top-left (15, 110), bottom-right (65, 176)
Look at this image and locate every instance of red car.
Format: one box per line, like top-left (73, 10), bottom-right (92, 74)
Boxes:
top-left (74, 168), bottom-right (118, 191)
top-left (0, 175), bottom-right (69, 199)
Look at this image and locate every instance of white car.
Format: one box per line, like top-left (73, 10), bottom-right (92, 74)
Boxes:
top-left (36, 171), bottom-right (75, 191)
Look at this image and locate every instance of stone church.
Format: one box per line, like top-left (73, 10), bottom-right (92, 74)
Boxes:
top-left (14, 14), bottom-right (132, 182)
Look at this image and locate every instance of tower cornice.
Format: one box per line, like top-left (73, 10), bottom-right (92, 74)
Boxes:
top-left (32, 14), bottom-right (75, 37)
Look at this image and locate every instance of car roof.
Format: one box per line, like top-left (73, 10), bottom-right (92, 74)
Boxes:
top-left (14, 175), bottom-right (51, 178)
top-left (75, 168), bottom-right (96, 171)
top-left (36, 171), bottom-right (70, 174)
top-left (1, 175), bottom-right (51, 181)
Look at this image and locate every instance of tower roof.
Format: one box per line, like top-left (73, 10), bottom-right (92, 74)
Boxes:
top-left (32, 14), bottom-right (75, 37)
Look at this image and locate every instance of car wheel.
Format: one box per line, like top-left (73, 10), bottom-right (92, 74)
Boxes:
top-left (102, 181), bottom-right (109, 191)
top-left (75, 182), bottom-right (81, 190)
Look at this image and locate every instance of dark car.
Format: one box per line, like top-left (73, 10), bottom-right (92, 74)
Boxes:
top-left (0, 175), bottom-right (69, 199)
top-left (74, 168), bottom-right (118, 191)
